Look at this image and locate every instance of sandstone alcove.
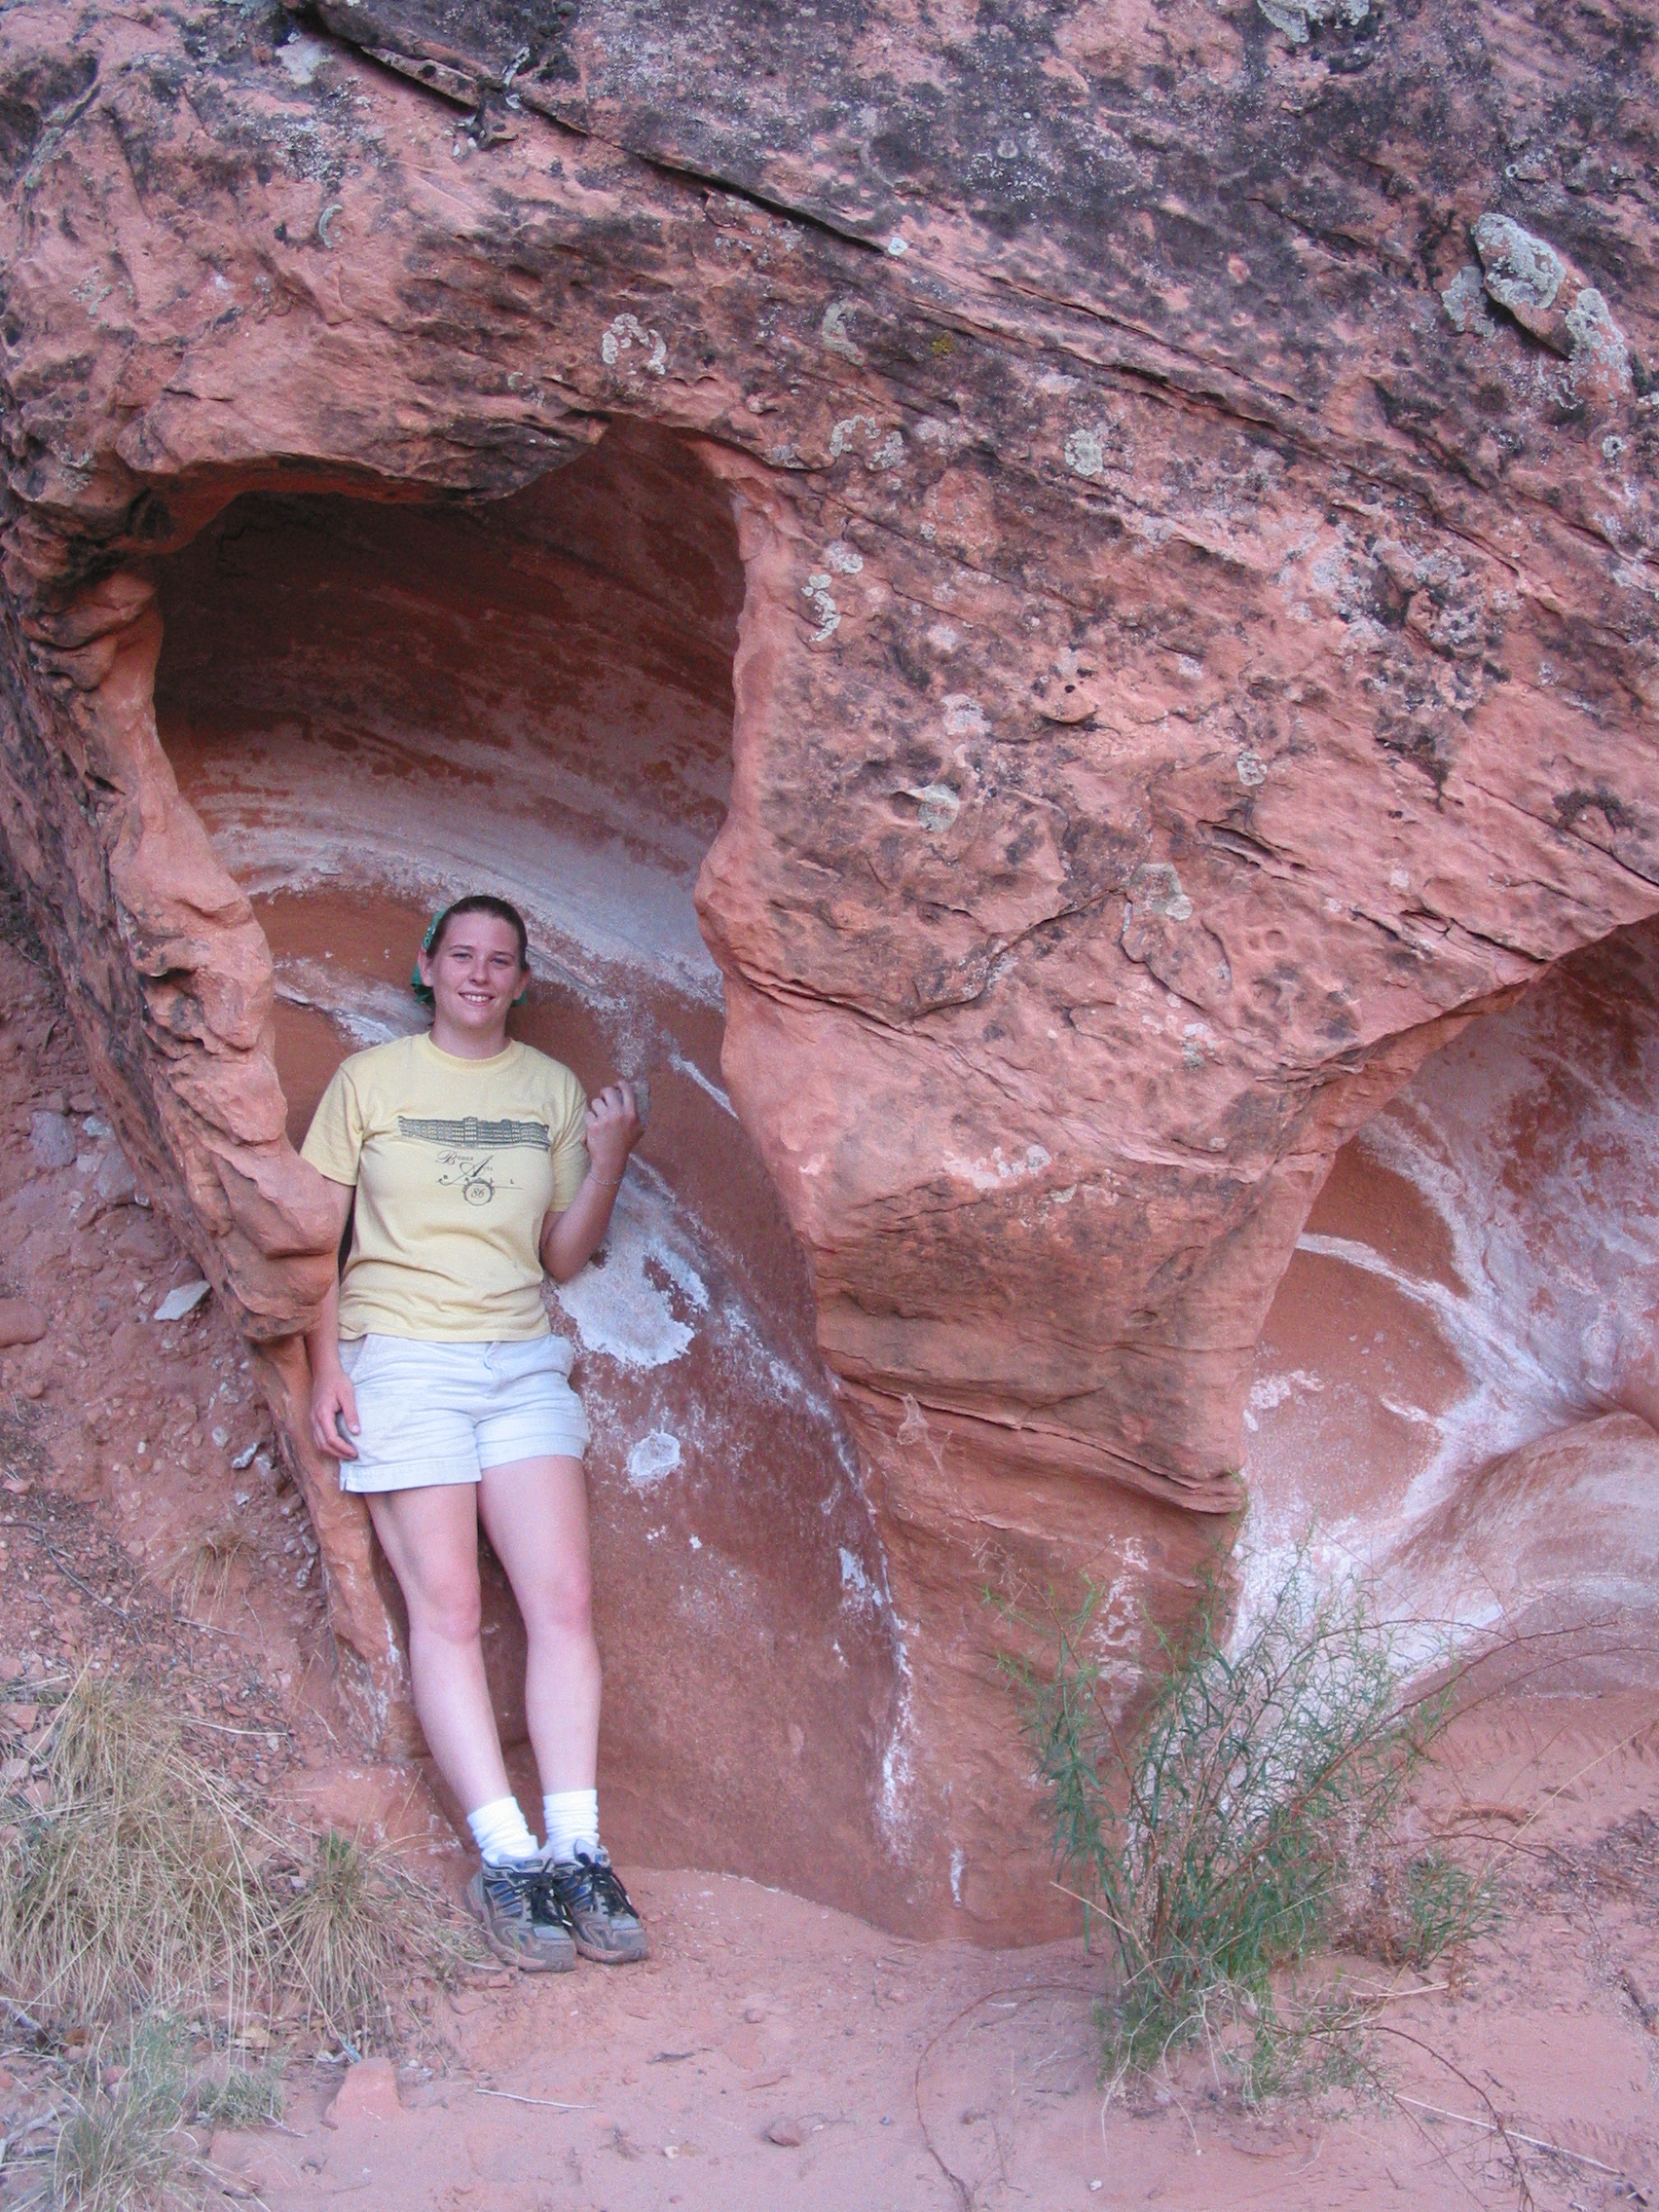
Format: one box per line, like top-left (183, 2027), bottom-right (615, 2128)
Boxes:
top-left (145, 419), bottom-right (904, 1907)
top-left (1243, 916), bottom-right (1659, 1671)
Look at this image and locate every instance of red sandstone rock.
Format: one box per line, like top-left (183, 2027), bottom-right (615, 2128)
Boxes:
top-left (1244, 911), bottom-right (1659, 1675)
top-left (0, 1299), bottom-right (46, 1348)
top-left (0, 0), bottom-right (1654, 1936)
top-left (323, 2056), bottom-right (402, 2129)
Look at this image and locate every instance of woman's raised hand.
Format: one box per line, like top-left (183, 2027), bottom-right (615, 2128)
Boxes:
top-left (586, 1081), bottom-right (644, 1188)
top-left (311, 1360), bottom-right (360, 1460)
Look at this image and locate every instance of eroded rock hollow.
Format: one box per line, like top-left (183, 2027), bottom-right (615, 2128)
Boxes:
top-left (1, 0), bottom-right (1655, 1934)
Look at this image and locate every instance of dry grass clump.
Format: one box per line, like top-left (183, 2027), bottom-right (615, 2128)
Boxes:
top-left (272, 1828), bottom-right (481, 2054)
top-left (0, 1673), bottom-right (271, 2034)
top-left (159, 1526), bottom-right (259, 1619)
top-left (1004, 1556), bottom-right (1498, 2094)
top-left (1, 1668), bottom-right (491, 2203)
top-left (0, 1669), bottom-right (488, 2058)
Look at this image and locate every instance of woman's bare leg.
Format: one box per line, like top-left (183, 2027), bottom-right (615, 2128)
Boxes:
top-left (365, 1483), bottom-right (513, 1815)
top-left (476, 1456), bottom-right (600, 1794)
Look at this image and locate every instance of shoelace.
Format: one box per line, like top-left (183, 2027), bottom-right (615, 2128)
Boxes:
top-left (484, 1862), bottom-right (572, 1930)
top-left (528, 1869), bottom-right (576, 1929)
top-left (563, 1852), bottom-right (637, 1920)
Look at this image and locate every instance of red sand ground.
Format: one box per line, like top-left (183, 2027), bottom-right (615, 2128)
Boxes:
top-left (0, 912), bottom-right (1654, 2212)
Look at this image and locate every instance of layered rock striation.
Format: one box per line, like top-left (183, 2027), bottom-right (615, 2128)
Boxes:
top-left (0, 0), bottom-right (1654, 1932)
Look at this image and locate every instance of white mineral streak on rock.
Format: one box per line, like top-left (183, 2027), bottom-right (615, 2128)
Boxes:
top-left (555, 1171), bottom-right (708, 1371)
top-left (626, 1429), bottom-right (682, 1490)
top-left (1243, 1370), bottom-right (1324, 1428)
top-left (878, 1675), bottom-right (917, 1849)
top-left (184, 723), bottom-right (724, 1007)
top-left (665, 1049), bottom-right (736, 1118)
top-left (1240, 948), bottom-right (1659, 1659)
top-left (720, 1307), bottom-right (860, 1474)
top-left (838, 1546), bottom-right (881, 1605)
top-left (940, 1141), bottom-right (1051, 1194)
top-left (274, 960), bottom-right (425, 1046)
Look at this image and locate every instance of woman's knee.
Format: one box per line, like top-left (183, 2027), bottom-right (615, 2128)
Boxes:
top-left (523, 1562), bottom-right (594, 1640)
top-left (405, 1568), bottom-right (484, 1646)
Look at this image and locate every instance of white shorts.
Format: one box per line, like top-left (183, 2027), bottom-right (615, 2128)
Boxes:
top-left (336, 1335), bottom-right (589, 1494)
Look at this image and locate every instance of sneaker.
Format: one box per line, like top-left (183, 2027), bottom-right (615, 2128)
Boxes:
top-left (466, 1861), bottom-right (577, 1972)
top-left (545, 1847), bottom-right (650, 1965)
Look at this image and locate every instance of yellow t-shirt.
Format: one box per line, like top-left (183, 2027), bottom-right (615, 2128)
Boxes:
top-left (300, 1033), bottom-right (589, 1342)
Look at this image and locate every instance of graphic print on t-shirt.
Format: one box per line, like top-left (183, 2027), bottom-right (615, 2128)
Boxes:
top-left (396, 1114), bottom-right (552, 1209)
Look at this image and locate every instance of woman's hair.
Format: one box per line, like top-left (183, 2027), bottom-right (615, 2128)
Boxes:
top-left (411, 895), bottom-right (530, 1005)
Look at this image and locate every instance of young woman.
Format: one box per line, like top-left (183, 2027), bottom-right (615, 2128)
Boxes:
top-left (302, 894), bottom-right (646, 1971)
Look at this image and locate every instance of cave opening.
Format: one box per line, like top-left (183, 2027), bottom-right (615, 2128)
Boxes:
top-left (146, 420), bottom-right (901, 1901)
top-left (1241, 914), bottom-right (1659, 1668)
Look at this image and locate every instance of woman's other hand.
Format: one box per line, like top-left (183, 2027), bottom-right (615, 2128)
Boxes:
top-left (586, 1081), bottom-right (644, 1188)
top-left (311, 1357), bottom-right (360, 1460)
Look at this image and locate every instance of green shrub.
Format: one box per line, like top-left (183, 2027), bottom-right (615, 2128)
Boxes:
top-left (1004, 1556), bottom-right (1493, 2085)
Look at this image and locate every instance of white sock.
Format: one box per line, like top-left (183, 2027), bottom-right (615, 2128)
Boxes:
top-left (542, 1787), bottom-right (600, 1863)
top-left (467, 1794), bottom-right (539, 1866)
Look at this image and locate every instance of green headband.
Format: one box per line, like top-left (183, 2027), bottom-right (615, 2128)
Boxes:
top-left (409, 911), bottom-right (442, 1006)
top-left (412, 907), bottom-right (530, 1008)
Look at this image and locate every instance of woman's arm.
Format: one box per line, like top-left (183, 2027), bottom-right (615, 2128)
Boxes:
top-left (303, 1174), bottom-right (359, 1459)
top-left (540, 1081), bottom-right (643, 1284)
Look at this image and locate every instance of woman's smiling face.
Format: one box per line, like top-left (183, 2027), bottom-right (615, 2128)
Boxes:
top-left (419, 912), bottom-right (528, 1041)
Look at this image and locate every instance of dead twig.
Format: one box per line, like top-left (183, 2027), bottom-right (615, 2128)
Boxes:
top-left (1394, 2096), bottom-right (1624, 2179)
top-left (1511, 1718), bottom-right (1659, 1844)
top-left (471, 2086), bottom-right (588, 2112)
top-left (38, 1543), bottom-right (129, 1623)
top-left (1370, 2022), bottom-right (1536, 2211)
